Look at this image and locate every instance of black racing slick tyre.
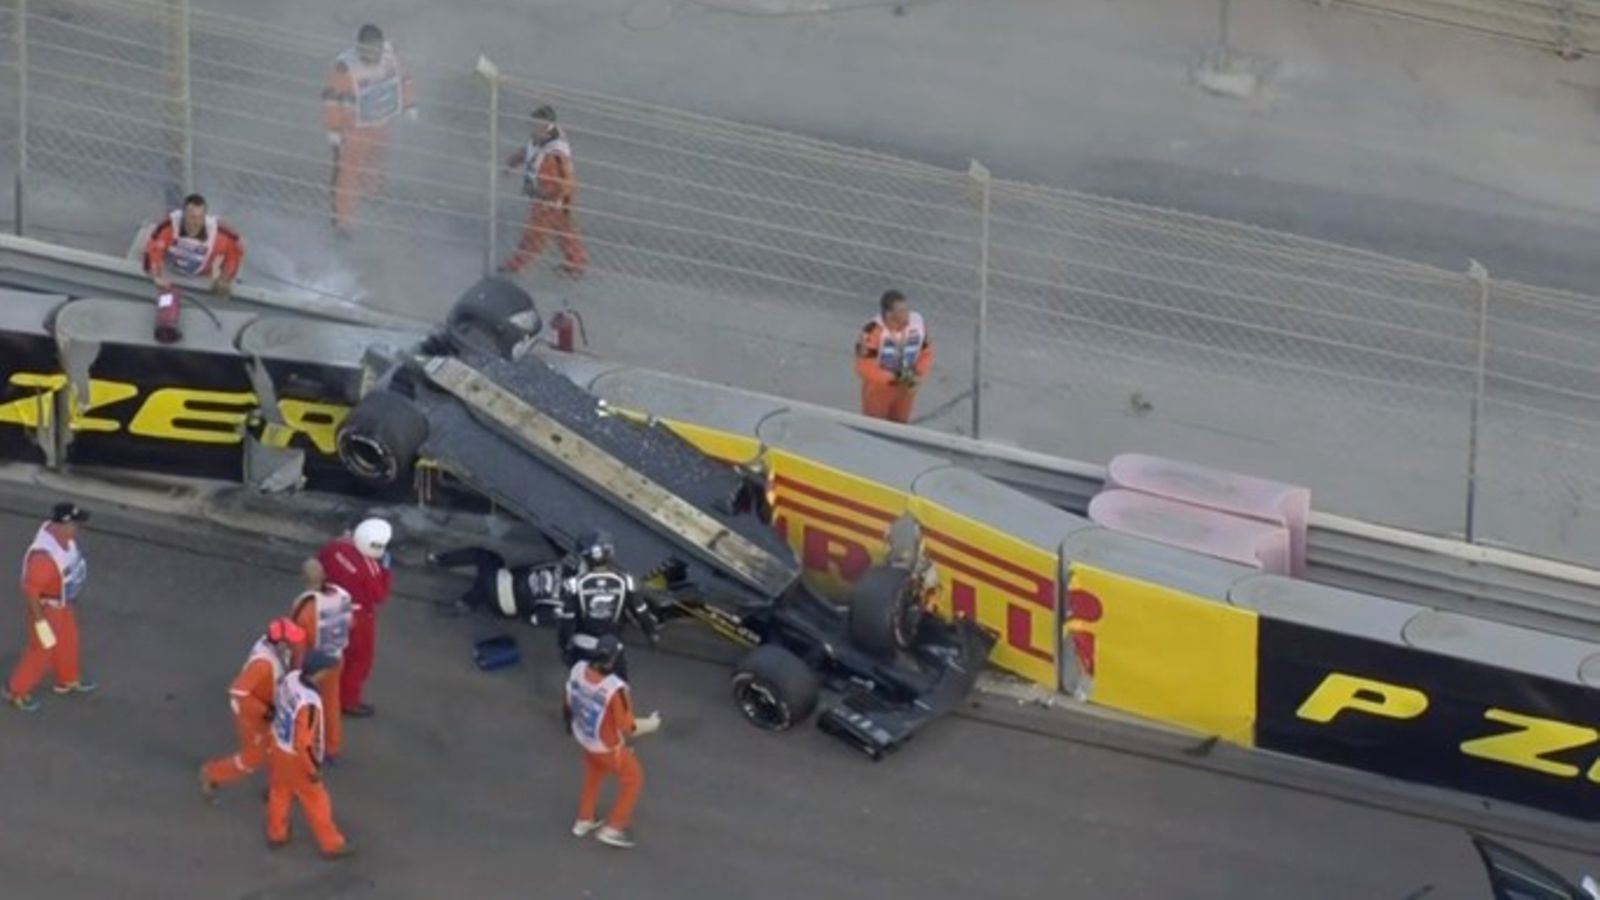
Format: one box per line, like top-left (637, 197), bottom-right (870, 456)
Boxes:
top-left (847, 566), bottom-right (922, 659)
top-left (731, 645), bottom-right (820, 732)
top-left (336, 391), bottom-right (429, 486)
top-left (445, 277), bottom-right (541, 358)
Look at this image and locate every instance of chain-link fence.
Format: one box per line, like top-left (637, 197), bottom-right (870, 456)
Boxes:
top-left (1315, 0), bottom-right (1600, 58)
top-left (3, 0), bottom-right (1600, 566)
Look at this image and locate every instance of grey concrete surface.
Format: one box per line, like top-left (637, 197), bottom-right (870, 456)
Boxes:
top-left (1, 487), bottom-right (1598, 899)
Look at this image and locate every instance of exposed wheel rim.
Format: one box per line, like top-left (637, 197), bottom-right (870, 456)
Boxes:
top-left (340, 433), bottom-right (396, 481)
top-left (734, 678), bottom-right (792, 731)
top-left (893, 598), bottom-right (923, 650)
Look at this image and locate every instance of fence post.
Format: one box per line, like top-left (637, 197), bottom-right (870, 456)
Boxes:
top-left (14, 0), bottom-right (27, 235)
top-left (476, 55), bottom-right (501, 277)
top-left (1465, 259), bottom-right (1490, 545)
top-left (968, 158), bottom-right (992, 440)
top-left (160, 0), bottom-right (192, 205)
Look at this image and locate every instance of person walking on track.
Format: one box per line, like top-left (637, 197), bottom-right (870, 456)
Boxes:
top-left (501, 105), bottom-right (589, 278)
top-left (316, 518), bottom-right (392, 719)
top-left (854, 289), bottom-right (934, 424)
top-left (290, 558), bottom-right (353, 760)
top-left (323, 24), bottom-right (416, 234)
top-left (200, 617), bottom-right (305, 795)
top-left (5, 502), bottom-right (95, 712)
top-left (564, 634), bottom-right (660, 849)
top-left (266, 651), bottom-right (352, 859)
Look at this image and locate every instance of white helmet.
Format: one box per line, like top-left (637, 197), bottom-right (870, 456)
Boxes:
top-left (352, 518), bottom-right (392, 560)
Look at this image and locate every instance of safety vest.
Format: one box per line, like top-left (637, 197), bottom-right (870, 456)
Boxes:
top-left (22, 523), bottom-right (87, 604)
top-left (163, 210), bottom-right (220, 278)
top-left (871, 312), bottom-right (927, 375)
top-left (246, 637), bottom-right (289, 683)
top-left (337, 42), bottom-right (404, 127)
top-left (522, 133), bottom-right (573, 198)
top-left (566, 662), bottom-right (626, 753)
top-left (295, 585), bottom-right (353, 656)
top-left (232, 637), bottom-right (288, 716)
top-left (271, 673), bottom-right (325, 758)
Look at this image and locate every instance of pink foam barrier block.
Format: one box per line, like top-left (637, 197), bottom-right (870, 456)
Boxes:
top-left (1106, 452), bottom-right (1309, 577)
top-left (1087, 488), bottom-right (1293, 576)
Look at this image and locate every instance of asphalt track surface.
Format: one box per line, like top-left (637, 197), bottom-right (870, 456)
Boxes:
top-left (0, 490), bottom-right (1595, 900)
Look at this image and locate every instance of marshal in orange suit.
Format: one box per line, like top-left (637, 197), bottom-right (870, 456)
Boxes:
top-left (854, 290), bottom-right (934, 424)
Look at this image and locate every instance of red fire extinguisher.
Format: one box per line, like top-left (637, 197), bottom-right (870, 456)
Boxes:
top-left (549, 308), bottom-right (587, 353)
top-left (153, 289), bottom-right (184, 344)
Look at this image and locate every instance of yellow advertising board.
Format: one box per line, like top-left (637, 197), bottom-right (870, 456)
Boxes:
top-left (1065, 564), bottom-right (1258, 745)
top-left (910, 496), bottom-right (1059, 688)
top-left (657, 417), bottom-right (761, 465)
top-left (766, 448), bottom-right (907, 595)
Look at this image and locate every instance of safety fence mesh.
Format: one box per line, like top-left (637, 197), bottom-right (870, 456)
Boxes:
top-left (3, 0), bottom-right (1600, 563)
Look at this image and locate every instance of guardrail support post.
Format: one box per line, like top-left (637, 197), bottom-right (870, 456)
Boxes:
top-left (475, 55), bottom-right (501, 278)
top-left (1465, 259), bottom-right (1490, 545)
top-left (968, 158), bottom-right (992, 440)
top-left (14, 0), bottom-right (27, 235)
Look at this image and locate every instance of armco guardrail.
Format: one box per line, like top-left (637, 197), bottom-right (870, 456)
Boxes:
top-left (1320, 0), bottom-right (1600, 57)
top-left (5, 287), bottom-right (1600, 817)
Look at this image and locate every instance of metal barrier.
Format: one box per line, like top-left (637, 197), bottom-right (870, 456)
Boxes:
top-left (1316, 0), bottom-right (1600, 58)
top-left (4, 0), bottom-right (1600, 565)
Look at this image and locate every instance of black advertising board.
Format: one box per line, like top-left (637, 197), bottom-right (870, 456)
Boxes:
top-left (64, 341), bottom-right (256, 482)
top-left (0, 327), bottom-right (62, 465)
top-left (1257, 617), bottom-right (1600, 820)
top-left (252, 355), bottom-right (372, 495)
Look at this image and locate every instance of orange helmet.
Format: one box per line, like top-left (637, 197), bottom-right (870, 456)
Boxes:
top-left (266, 617), bottom-right (307, 647)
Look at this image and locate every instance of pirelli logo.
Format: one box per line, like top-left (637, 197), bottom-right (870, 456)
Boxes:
top-left (770, 471), bottom-right (1059, 686)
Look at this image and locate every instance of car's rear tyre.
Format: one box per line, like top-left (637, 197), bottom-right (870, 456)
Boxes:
top-left (732, 645), bottom-right (820, 732)
top-left (336, 391), bottom-right (429, 486)
top-left (445, 277), bottom-right (541, 358)
top-left (848, 566), bottom-right (922, 658)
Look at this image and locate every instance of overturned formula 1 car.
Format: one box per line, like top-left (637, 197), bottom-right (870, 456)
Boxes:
top-left (334, 278), bottom-right (996, 759)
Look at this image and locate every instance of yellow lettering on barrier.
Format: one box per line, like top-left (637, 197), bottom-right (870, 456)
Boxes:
top-left (0, 373), bottom-right (68, 427)
top-left (1295, 673), bottom-right (1428, 724)
top-left (263, 399), bottom-right (349, 455)
top-left (128, 387), bottom-right (256, 445)
top-left (71, 378), bottom-right (141, 433)
top-left (1459, 709), bottom-right (1596, 778)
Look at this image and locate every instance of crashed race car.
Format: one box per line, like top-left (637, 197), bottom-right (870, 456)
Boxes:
top-left (333, 278), bottom-right (996, 759)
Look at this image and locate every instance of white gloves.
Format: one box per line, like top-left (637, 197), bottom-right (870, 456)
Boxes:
top-left (405, 107), bottom-right (419, 123)
top-left (634, 711), bottom-right (662, 736)
top-left (327, 131), bottom-right (342, 148)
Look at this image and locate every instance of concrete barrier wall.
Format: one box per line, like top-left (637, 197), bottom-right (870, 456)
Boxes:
top-left (8, 298), bottom-right (1600, 817)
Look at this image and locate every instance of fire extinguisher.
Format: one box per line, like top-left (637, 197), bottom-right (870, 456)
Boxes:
top-left (152, 287), bottom-right (222, 345)
top-left (153, 289), bottom-right (184, 344)
top-left (549, 307), bottom-right (587, 353)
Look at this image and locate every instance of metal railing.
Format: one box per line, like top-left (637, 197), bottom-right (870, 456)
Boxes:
top-left (4, 0), bottom-right (1600, 566)
top-left (1315, 0), bottom-right (1600, 57)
